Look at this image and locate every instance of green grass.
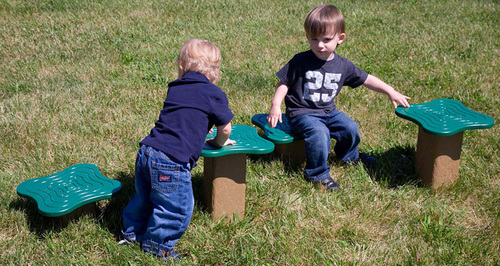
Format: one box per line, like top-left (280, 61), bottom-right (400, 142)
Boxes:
top-left (1, 0), bottom-right (498, 264)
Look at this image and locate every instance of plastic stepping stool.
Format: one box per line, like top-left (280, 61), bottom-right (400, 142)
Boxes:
top-left (201, 125), bottom-right (274, 221)
top-left (17, 164), bottom-right (122, 217)
top-left (396, 98), bottom-right (494, 188)
top-left (251, 113), bottom-right (305, 164)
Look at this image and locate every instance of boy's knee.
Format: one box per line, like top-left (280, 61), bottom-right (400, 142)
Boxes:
top-left (332, 120), bottom-right (360, 141)
top-left (306, 124), bottom-right (329, 137)
top-left (344, 120), bottom-right (359, 134)
top-left (305, 127), bottom-right (331, 147)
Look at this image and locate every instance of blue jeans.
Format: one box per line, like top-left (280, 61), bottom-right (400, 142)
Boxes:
top-left (122, 145), bottom-right (194, 256)
top-left (288, 110), bottom-right (360, 182)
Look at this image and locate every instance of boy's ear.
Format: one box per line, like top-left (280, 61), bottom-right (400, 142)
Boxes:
top-left (178, 66), bottom-right (185, 78)
top-left (337, 33), bottom-right (346, 44)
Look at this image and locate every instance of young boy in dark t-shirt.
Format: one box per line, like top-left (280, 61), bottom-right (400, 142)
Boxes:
top-left (122, 38), bottom-right (235, 261)
top-left (267, 5), bottom-right (410, 190)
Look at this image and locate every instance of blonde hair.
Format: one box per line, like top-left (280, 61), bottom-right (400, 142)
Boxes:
top-left (177, 38), bottom-right (221, 83)
top-left (304, 5), bottom-right (345, 39)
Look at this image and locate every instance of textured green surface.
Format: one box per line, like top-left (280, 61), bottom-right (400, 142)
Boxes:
top-left (202, 125), bottom-right (274, 157)
top-left (16, 164), bottom-right (122, 217)
top-left (395, 98), bottom-right (495, 136)
top-left (251, 114), bottom-right (300, 144)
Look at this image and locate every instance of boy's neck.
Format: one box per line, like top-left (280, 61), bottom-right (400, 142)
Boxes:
top-left (312, 50), bottom-right (335, 61)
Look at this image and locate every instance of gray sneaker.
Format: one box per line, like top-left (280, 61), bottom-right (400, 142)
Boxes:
top-left (315, 177), bottom-right (340, 191)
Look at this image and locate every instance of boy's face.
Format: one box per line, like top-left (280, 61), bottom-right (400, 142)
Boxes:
top-left (308, 32), bottom-right (345, 61)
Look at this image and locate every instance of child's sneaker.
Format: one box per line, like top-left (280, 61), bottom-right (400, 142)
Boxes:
top-left (346, 152), bottom-right (375, 167)
top-left (118, 239), bottom-right (132, 246)
top-left (358, 152), bottom-right (375, 166)
top-left (315, 177), bottom-right (340, 191)
top-left (161, 250), bottom-right (180, 263)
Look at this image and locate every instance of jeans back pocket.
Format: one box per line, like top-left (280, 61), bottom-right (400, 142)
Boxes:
top-left (151, 161), bottom-right (180, 193)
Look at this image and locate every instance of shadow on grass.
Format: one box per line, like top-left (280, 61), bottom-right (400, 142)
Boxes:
top-left (246, 143), bottom-right (420, 189)
top-left (248, 152), bottom-right (304, 174)
top-left (247, 144), bottom-right (420, 189)
top-left (191, 171), bottom-right (206, 213)
top-left (9, 197), bottom-right (73, 239)
top-left (98, 171), bottom-right (136, 239)
top-left (365, 144), bottom-right (420, 188)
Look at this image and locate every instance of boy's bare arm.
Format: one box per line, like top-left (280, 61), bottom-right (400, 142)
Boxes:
top-left (206, 122), bottom-right (235, 148)
top-left (363, 75), bottom-right (411, 109)
top-left (267, 82), bottom-right (289, 128)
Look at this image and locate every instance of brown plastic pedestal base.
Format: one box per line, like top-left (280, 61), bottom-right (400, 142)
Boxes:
top-left (55, 202), bottom-right (97, 222)
top-left (274, 140), bottom-right (306, 165)
top-left (203, 154), bottom-right (246, 221)
top-left (415, 128), bottom-right (463, 188)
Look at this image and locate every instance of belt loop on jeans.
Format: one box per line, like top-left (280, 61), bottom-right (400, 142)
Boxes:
top-left (140, 144), bottom-right (148, 154)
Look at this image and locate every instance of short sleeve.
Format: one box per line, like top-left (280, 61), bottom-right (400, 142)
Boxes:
top-left (343, 59), bottom-right (368, 88)
top-left (276, 62), bottom-right (291, 85)
top-left (210, 91), bottom-right (234, 126)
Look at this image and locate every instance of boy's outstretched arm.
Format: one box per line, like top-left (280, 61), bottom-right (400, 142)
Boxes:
top-left (267, 82), bottom-right (289, 128)
top-left (363, 75), bottom-right (411, 109)
top-left (206, 122), bottom-right (236, 148)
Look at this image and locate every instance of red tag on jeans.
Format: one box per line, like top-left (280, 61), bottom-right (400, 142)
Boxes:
top-left (159, 174), bottom-right (171, 182)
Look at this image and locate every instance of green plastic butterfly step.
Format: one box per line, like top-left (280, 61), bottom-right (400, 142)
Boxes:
top-left (251, 113), bottom-right (300, 144)
top-left (395, 98), bottom-right (494, 136)
top-left (17, 164), bottom-right (122, 217)
top-left (202, 125), bottom-right (275, 157)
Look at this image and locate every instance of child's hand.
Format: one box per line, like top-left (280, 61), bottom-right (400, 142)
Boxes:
top-left (267, 82), bottom-right (289, 128)
top-left (388, 91), bottom-right (411, 109)
top-left (363, 75), bottom-right (411, 109)
top-left (267, 106), bottom-right (283, 128)
top-left (206, 138), bottom-right (236, 148)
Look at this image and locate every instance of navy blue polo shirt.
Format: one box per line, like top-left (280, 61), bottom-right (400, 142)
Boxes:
top-left (140, 71), bottom-right (234, 167)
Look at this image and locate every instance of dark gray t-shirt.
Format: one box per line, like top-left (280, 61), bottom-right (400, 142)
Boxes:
top-left (276, 50), bottom-right (368, 117)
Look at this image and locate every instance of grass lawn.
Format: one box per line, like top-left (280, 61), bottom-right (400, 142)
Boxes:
top-left (1, 0), bottom-right (498, 264)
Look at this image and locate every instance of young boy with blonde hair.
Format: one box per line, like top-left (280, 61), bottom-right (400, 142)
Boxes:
top-left (122, 38), bottom-right (235, 261)
top-left (267, 5), bottom-right (410, 190)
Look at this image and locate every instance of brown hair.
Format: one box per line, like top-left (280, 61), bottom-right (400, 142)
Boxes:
top-left (177, 38), bottom-right (221, 83)
top-left (304, 5), bottom-right (345, 39)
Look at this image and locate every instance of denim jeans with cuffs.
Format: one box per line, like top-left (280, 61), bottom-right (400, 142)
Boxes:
top-left (122, 145), bottom-right (194, 257)
top-left (288, 110), bottom-right (361, 182)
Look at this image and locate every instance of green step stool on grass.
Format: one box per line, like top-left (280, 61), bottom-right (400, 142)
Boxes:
top-left (396, 98), bottom-right (494, 188)
top-left (202, 125), bottom-right (274, 221)
top-left (17, 164), bottom-right (122, 218)
top-left (251, 114), bottom-right (305, 164)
